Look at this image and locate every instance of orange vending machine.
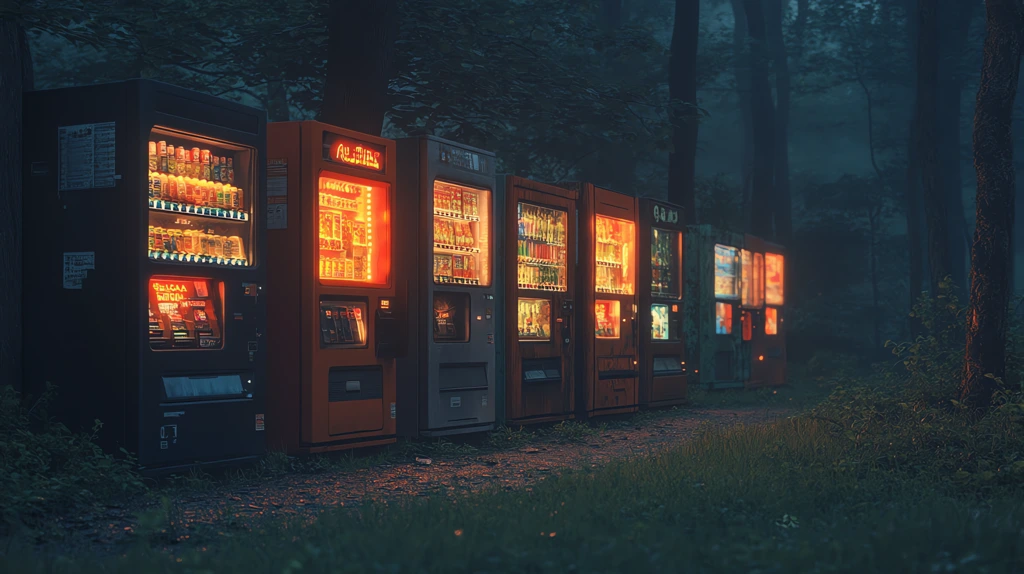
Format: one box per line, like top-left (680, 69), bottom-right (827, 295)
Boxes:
top-left (638, 198), bottom-right (687, 407)
top-left (496, 176), bottom-right (579, 426)
top-left (572, 183), bottom-right (640, 417)
top-left (265, 121), bottom-right (402, 454)
top-left (744, 235), bottom-right (786, 387)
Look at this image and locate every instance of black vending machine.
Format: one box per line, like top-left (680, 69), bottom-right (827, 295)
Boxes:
top-left (22, 79), bottom-right (268, 474)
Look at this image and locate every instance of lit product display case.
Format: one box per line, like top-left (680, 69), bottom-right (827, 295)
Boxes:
top-left (265, 121), bottom-right (402, 454)
top-left (495, 176), bottom-right (578, 427)
top-left (637, 199), bottom-right (687, 408)
top-left (22, 79), bottom-right (267, 473)
top-left (396, 136), bottom-right (497, 437)
top-left (683, 225), bottom-right (750, 389)
top-left (572, 183), bottom-right (640, 417)
top-left (743, 234), bottom-right (787, 387)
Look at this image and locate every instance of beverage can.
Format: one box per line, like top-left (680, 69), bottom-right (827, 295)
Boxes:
top-left (190, 148), bottom-right (201, 178)
top-left (184, 178), bottom-right (196, 204)
top-left (212, 155), bottom-right (221, 182)
top-left (153, 227), bottom-right (165, 251)
top-left (158, 141), bottom-right (168, 173)
top-left (148, 226), bottom-right (156, 251)
top-left (233, 186), bottom-right (242, 209)
top-left (166, 145), bottom-right (176, 175)
top-left (201, 150), bottom-right (212, 180)
top-left (219, 157), bottom-right (227, 182)
top-left (227, 157), bottom-right (234, 184)
top-left (157, 174), bottom-right (169, 201)
top-left (176, 147), bottom-right (187, 176)
top-left (148, 142), bottom-right (158, 171)
top-left (214, 183), bottom-right (224, 208)
top-left (152, 173), bottom-right (163, 200)
top-left (148, 172), bottom-right (156, 199)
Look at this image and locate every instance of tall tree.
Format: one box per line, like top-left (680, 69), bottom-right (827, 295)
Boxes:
top-left (915, 0), bottom-right (953, 292)
top-left (762, 0), bottom-right (791, 245)
top-left (960, 0), bottom-right (1023, 410)
top-left (743, 0), bottom-right (776, 239)
top-left (667, 0), bottom-right (699, 222)
top-left (321, 0), bottom-right (399, 134)
top-left (729, 0), bottom-right (754, 228)
top-left (0, 16), bottom-right (26, 391)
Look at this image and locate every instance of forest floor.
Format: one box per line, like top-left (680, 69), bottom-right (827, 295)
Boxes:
top-left (32, 383), bottom-right (825, 558)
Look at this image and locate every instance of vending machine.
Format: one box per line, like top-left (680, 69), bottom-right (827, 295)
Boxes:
top-left (495, 176), bottom-right (578, 426)
top-left (743, 234), bottom-right (787, 387)
top-left (22, 79), bottom-right (267, 473)
top-left (396, 136), bottom-right (497, 437)
top-left (638, 198), bottom-right (687, 408)
top-left (683, 225), bottom-right (749, 389)
top-left (570, 183), bottom-right (640, 417)
top-left (264, 121), bottom-right (402, 454)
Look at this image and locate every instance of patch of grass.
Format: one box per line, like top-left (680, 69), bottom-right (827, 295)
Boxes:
top-left (687, 376), bottom-right (837, 411)
top-left (419, 437), bottom-right (480, 456)
top-left (547, 420), bottom-right (603, 442)
top-left (487, 425), bottom-right (537, 449)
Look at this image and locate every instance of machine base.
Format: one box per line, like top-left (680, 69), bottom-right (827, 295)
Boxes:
top-left (297, 435), bottom-right (397, 455)
top-left (587, 405), bottom-right (639, 418)
top-left (139, 454), bottom-right (263, 478)
top-left (640, 398), bottom-right (688, 410)
top-left (421, 423), bottom-right (495, 437)
top-left (505, 413), bottom-right (576, 427)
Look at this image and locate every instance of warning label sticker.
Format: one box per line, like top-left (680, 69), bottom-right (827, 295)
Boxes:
top-left (267, 158), bottom-right (288, 229)
top-left (255, 414), bottom-right (265, 431)
top-left (62, 252), bottom-right (95, 289)
top-left (58, 122), bottom-right (116, 191)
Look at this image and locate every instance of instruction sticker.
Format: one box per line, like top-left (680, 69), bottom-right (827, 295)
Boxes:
top-left (255, 413), bottom-right (265, 431)
top-left (267, 158), bottom-right (288, 229)
top-left (62, 251), bottom-right (95, 289)
top-left (58, 122), bottom-right (116, 191)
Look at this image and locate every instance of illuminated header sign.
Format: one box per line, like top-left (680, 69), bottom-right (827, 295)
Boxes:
top-left (439, 143), bottom-right (492, 175)
top-left (652, 204), bottom-right (679, 224)
top-left (149, 278), bottom-right (209, 304)
top-left (322, 132), bottom-right (386, 172)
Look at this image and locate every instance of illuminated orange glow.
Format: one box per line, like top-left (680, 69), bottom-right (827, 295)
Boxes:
top-left (333, 140), bottom-right (383, 171)
top-left (148, 275), bottom-right (223, 351)
top-left (380, 299), bottom-right (390, 309)
top-left (595, 215), bottom-right (635, 295)
top-left (716, 302), bottom-right (733, 335)
top-left (759, 355), bottom-right (765, 361)
top-left (765, 307), bottom-right (779, 335)
top-left (765, 253), bottom-right (784, 305)
top-left (318, 174), bottom-right (390, 285)
top-left (595, 299), bottom-right (621, 339)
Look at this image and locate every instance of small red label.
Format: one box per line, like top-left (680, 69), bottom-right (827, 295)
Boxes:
top-left (255, 414), bottom-right (265, 431)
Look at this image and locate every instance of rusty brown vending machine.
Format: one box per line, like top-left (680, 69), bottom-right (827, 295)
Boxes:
top-left (638, 198), bottom-right (687, 407)
top-left (496, 176), bottom-right (579, 426)
top-left (265, 121), bottom-right (402, 454)
top-left (571, 183), bottom-right (640, 417)
top-left (743, 235), bottom-right (786, 387)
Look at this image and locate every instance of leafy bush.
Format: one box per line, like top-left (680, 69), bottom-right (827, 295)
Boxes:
top-left (0, 384), bottom-right (146, 533)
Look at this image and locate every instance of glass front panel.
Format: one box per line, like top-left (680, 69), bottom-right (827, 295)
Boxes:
top-left (651, 303), bottom-right (670, 341)
top-left (651, 228), bottom-right (681, 298)
top-left (765, 253), bottom-right (784, 305)
top-left (741, 249), bottom-right (765, 307)
top-left (163, 374), bottom-right (244, 400)
top-left (715, 302), bottom-right (733, 335)
top-left (517, 202), bottom-right (568, 292)
top-left (318, 174), bottom-right (390, 285)
top-left (148, 275), bottom-right (224, 350)
top-left (765, 307), bottom-right (779, 335)
top-left (596, 215), bottom-right (635, 295)
top-left (518, 298), bottom-right (552, 341)
top-left (595, 299), bottom-right (621, 339)
top-left (319, 299), bottom-right (368, 347)
top-left (433, 181), bottom-right (492, 286)
top-left (714, 244), bottom-right (740, 300)
top-left (741, 310), bottom-right (752, 341)
top-left (433, 292), bottom-right (470, 342)
top-left (147, 128), bottom-right (253, 266)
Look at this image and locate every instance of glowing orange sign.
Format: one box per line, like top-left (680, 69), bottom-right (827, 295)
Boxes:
top-left (151, 280), bottom-right (193, 303)
top-left (323, 132), bottom-right (386, 172)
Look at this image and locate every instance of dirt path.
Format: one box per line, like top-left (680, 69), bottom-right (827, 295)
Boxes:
top-left (48, 405), bottom-right (790, 554)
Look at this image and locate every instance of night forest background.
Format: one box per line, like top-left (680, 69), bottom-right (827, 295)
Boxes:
top-left (12, 0), bottom-right (1023, 366)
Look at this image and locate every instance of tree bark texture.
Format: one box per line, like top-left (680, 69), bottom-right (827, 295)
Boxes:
top-left (906, 112), bottom-right (925, 333)
top-left (743, 0), bottom-right (776, 239)
top-left (762, 0), bottom-right (791, 246)
top-left (667, 0), bottom-right (699, 223)
top-left (915, 0), bottom-right (953, 292)
top-left (960, 0), bottom-right (1023, 410)
top-left (0, 18), bottom-right (25, 390)
top-left (321, 0), bottom-right (399, 135)
top-left (730, 0), bottom-right (754, 229)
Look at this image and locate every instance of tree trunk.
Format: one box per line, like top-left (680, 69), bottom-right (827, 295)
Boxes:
top-left (743, 0), bottom-right (776, 239)
top-left (906, 112), bottom-right (925, 333)
top-left (730, 0), bottom-right (754, 229)
top-left (321, 0), bottom-right (399, 134)
top-left (667, 0), bottom-right (699, 223)
top-left (0, 17), bottom-right (25, 391)
top-left (869, 205), bottom-right (883, 354)
top-left (762, 0), bottom-right (791, 246)
top-left (959, 0), bottom-right (1023, 410)
top-left (916, 0), bottom-right (953, 292)
top-left (936, 0), bottom-right (979, 293)
top-left (266, 80), bottom-right (290, 122)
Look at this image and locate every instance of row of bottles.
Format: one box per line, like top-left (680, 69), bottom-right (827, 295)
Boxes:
top-left (518, 264), bottom-right (565, 291)
top-left (596, 216), bottom-right (631, 265)
top-left (434, 183), bottom-right (480, 217)
top-left (149, 171), bottom-right (244, 211)
top-left (596, 265), bottom-right (632, 295)
top-left (148, 140), bottom-right (235, 184)
top-left (518, 203), bottom-right (565, 246)
top-left (651, 229), bottom-right (678, 296)
top-left (434, 218), bottom-right (476, 249)
top-left (517, 239), bottom-right (565, 263)
top-left (148, 225), bottom-right (247, 263)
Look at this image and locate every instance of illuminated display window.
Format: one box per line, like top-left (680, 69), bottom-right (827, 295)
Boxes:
top-left (765, 253), bottom-right (784, 306)
top-left (595, 299), bottom-right (621, 339)
top-left (715, 302), bottom-right (733, 335)
top-left (651, 304), bottom-right (670, 341)
top-left (147, 128), bottom-right (253, 267)
top-left (741, 310), bottom-right (752, 341)
top-left (517, 202), bottom-right (568, 292)
top-left (651, 228), bottom-right (681, 298)
top-left (148, 275), bottom-right (224, 350)
top-left (765, 307), bottom-right (779, 335)
top-left (318, 299), bottom-right (368, 347)
top-left (433, 181), bottom-right (491, 287)
top-left (741, 249), bottom-right (765, 307)
top-left (518, 298), bottom-right (552, 341)
top-left (318, 174), bottom-right (390, 285)
top-left (433, 292), bottom-right (470, 342)
top-left (596, 215), bottom-right (635, 295)
top-left (714, 244), bottom-right (740, 300)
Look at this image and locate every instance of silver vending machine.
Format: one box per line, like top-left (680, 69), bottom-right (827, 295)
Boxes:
top-left (396, 135), bottom-right (498, 437)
